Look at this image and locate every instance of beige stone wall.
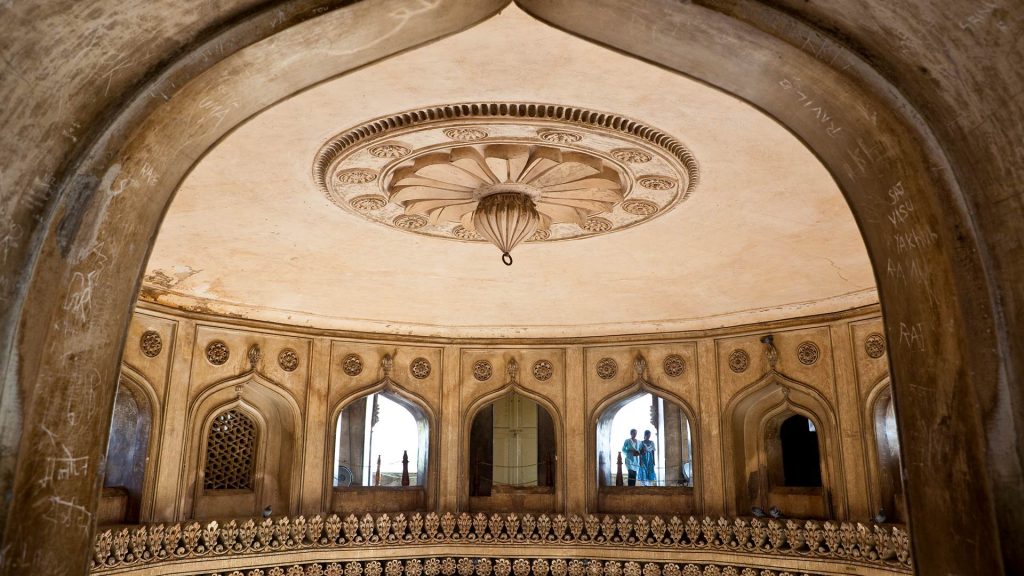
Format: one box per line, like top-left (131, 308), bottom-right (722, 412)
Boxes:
top-left (115, 303), bottom-right (893, 524)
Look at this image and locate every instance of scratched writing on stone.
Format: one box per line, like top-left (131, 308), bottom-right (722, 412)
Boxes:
top-left (36, 495), bottom-right (92, 529)
top-left (899, 321), bottom-right (926, 351)
top-left (842, 137), bottom-right (892, 182)
top-left (778, 78), bottom-right (844, 137)
top-left (38, 445), bottom-right (89, 489)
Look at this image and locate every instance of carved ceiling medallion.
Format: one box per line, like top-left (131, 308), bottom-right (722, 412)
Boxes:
top-left (314, 102), bottom-right (699, 249)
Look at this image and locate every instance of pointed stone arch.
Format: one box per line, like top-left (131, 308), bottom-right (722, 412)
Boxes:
top-left (0, 0), bottom-right (1016, 572)
top-left (589, 361), bottom-right (700, 514)
top-left (183, 370), bottom-right (303, 520)
top-left (462, 377), bottom-right (564, 513)
top-left (863, 377), bottom-right (905, 523)
top-left (722, 370), bottom-right (842, 519)
top-left (100, 364), bottom-right (161, 524)
top-left (326, 364), bottom-right (436, 513)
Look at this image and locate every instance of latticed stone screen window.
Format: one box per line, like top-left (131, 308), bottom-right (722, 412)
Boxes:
top-left (203, 408), bottom-right (257, 490)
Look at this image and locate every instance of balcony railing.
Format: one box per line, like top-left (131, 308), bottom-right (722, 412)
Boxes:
top-left (91, 512), bottom-right (911, 575)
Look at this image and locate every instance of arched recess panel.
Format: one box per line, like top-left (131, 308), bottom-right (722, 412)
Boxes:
top-left (98, 368), bottom-right (159, 525)
top-left (183, 373), bottom-right (302, 520)
top-left (864, 379), bottom-right (905, 523)
top-left (327, 374), bottom-right (434, 515)
top-left (592, 383), bottom-right (698, 516)
top-left (464, 387), bottom-right (561, 514)
top-left (723, 372), bottom-right (842, 519)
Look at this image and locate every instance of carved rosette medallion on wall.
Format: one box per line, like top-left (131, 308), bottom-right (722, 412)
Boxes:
top-left (410, 357), bottom-right (432, 380)
top-left (797, 341), bottom-right (820, 365)
top-left (342, 354), bottom-right (363, 376)
top-left (313, 102), bottom-right (699, 247)
top-left (278, 348), bottom-right (299, 372)
top-left (596, 357), bottom-right (618, 380)
top-left (206, 341), bottom-right (230, 365)
top-left (139, 330), bottom-right (163, 357)
top-left (865, 333), bottom-right (887, 359)
top-left (728, 349), bottom-right (749, 373)
top-left (663, 354), bottom-right (685, 377)
top-left (473, 360), bottom-right (493, 382)
top-left (532, 359), bottom-right (554, 381)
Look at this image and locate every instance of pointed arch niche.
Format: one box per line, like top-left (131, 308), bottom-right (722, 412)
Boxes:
top-left (864, 378), bottom-right (906, 523)
top-left (723, 371), bottom-right (842, 519)
top-left (592, 374), bottom-right (698, 515)
top-left (183, 372), bottom-right (302, 520)
top-left (465, 383), bottom-right (560, 514)
top-left (99, 366), bottom-right (160, 525)
top-left (327, 368), bottom-right (433, 515)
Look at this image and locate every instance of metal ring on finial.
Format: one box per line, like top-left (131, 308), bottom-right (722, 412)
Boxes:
top-left (502, 252), bottom-right (513, 266)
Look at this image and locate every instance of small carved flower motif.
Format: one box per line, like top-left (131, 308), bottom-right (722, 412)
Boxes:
top-left (278, 348), bottom-right (299, 372)
top-left (611, 148), bottom-right (653, 163)
top-left (582, 217), bottom-right (612, 233)
top-left (663, 354), bottom-right (685, 378)
top-left (797, 341), bottom-right (820, 365)
top-left (596, 357), bottom-right (618, 380)
top-left (452, 225), bottom-right (482, 240)
top-left (410, 357), bottom-right (432, 380)
top-left (139, 330), bottom-right (163, 357)
top-left (333, 168), bottom-right (378, 185)
top-left (528, 228), bottom-right (551, 241)
top-left (533, 359), bottom-right (554, 381)
top-left (393, 214), bottom-right (428, 229)
top-left (473, 360), bottom-right (493, 382)
top-left (342, 354), bottom-right (363, 376)
top-left (368, 143), bottom-right (411, 158)
top-left (349, 195), bottom-right (388, 212)
top-left (728, 349), bottom-right (749, 373)
top-left (443, 127), bottom-right (488, 141)
top-left (538, 130), bottom-right (583, 144)
top-left (865, 333), bottom-right (886, 359)
top-left (638, 176), bottom-right (677, 190)
top-left (621, 198), bottom-right (660, 216)
top-left (206, 341), bottom-right (230, 365)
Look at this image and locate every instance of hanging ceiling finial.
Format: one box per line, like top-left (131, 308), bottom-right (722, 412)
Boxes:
top-left (247, 344), bottom-right (262, 370)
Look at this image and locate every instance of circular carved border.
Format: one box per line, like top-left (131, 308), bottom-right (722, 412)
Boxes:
top-left (313, 103), bottom-right (701, 235)
top-left (410, 357), bottom-right (432, 379)
top-left (797, 341), bottom-right (820, 365)
top-left (473, 360), bottom-right (493, 382)
top-left (206, 341), bottom-right (229, 365)
top-left (728, 349), bottom-right (749, 373)
top-left (278, 348), bottom-right (299, 372)
top-left (342, 354), bottom-right (363, 376)
top-left (596, 358), bottom-right (618, 380)
top-left (139, 330), bottom-right (162, 357)
top-left (663, 354), bottom-right (685, 378)
top-left (533, 360), bottom-right (554, 381)
top-left (865, 333), bottom-right (887, 359)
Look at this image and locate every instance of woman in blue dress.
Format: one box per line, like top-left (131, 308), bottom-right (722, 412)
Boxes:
top-left (638, 430), bottom-right (657, 486)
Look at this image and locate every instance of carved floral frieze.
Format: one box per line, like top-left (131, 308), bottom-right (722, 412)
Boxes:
top-left (90, 512), bottom-right (911, 574)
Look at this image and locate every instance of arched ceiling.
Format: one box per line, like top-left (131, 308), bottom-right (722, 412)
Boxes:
top-left (143, 5), bottom-right (876, 338)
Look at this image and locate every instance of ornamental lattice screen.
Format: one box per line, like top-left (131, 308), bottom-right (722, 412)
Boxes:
top-left (203, 408), bottom-right (257, 490)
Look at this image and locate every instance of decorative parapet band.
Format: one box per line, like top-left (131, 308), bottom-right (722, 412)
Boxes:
top-left (91, 512), bottom-right (911, 574)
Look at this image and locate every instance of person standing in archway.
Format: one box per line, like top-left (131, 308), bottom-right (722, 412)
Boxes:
top-left (639, 430), bottom-right (657, 486)
top-left (622, 429), bottom-right (641, 486)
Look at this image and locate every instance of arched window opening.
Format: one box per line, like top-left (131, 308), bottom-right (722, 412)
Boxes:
top-left (334, 392), bottom-right (428, 488)
top-left (872, 388), bottom-right (905, 521)
top-left (203, 408), bottom-right (257, 491)
top-left (597, 393), bottom-right (693, 488)
top-left (101, 380), bottom-right (152, 523)
top-left (778, 415), bottom-right (823, 487)
top-left (468, 392), bottom-right (556, 512)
